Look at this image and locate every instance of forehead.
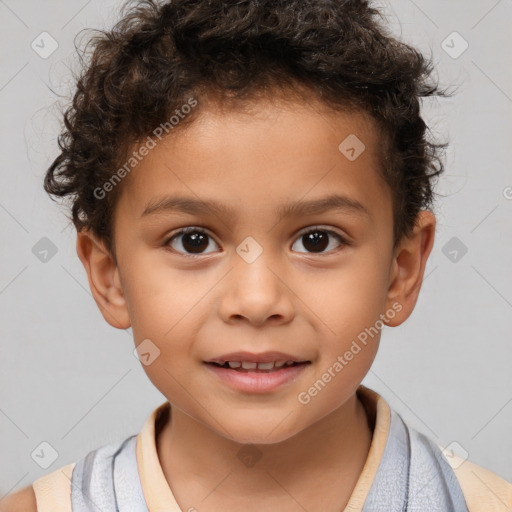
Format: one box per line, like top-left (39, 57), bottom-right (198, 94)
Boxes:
top-left (115, 97), bottom-right (391, 228)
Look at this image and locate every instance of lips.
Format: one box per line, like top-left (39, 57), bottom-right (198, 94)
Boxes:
top-left (205, 351), bottom-right (310, 365)
top-left (204, 357), bottom-right (311, 392)
top-left (209, 360), bottom-right (307, 372)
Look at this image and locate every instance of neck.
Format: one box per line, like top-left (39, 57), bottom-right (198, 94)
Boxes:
top-left (156, 389), bottom-right (374, 510)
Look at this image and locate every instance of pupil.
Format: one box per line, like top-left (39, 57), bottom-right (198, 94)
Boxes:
top-left (183, 232), bottom-right (208, 253)
top-left (303, 231), bottom-right (328, 252)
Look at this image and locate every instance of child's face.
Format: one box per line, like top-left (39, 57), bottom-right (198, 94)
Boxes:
top-left (81, 96), bottom-right (433, 444)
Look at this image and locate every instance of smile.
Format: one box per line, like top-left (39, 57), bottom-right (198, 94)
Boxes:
top-left (204, 361), bottom-right (311, 392)
top-left (209, 360), bottom-right (302, 371)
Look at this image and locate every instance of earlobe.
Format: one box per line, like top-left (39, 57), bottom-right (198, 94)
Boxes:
top-left (384, 211), bottom-right (436, 327)
top-left (76, 229), bottom-right (131, 330)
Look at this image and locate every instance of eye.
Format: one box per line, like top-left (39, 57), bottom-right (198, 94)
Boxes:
top-left (165, 227), bottom-right (220, 257)
top-left (291, 226), bottom-right (348, 255)
top-left (164, 226), bottom-right (349, 258)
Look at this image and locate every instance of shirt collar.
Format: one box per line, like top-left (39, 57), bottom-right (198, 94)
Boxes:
top-left (135, 384), bottom-right (391, 512)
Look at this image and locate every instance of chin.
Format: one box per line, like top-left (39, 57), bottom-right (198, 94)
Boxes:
top-left (218, 415), bottom-right (303, 446)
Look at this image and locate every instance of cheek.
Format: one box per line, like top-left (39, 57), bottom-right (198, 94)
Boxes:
top-left (133, 315), bottom-right (201, 403)
top-left (121, 256), bottom-right (197, 334)
top-left (124, 264), bottom-right (211, 355)
top-left (299, 254), bottom-right (390, 335)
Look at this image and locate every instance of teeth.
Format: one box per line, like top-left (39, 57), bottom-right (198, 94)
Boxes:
top-left (257, 361), bottom-right (275, 370)
top-left (221, 360), bottom-right (298, 370)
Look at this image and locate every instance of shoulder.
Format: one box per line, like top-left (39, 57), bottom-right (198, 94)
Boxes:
top-left (11, 462), bottom-right (76, 512)
top-left (440, 448), bottom-right (512, 512)
top-left (0, 485), bottom-right (37, 512)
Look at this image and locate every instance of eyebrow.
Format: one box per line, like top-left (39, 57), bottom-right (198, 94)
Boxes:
top-left (140, 193), bottom-right (370, 221)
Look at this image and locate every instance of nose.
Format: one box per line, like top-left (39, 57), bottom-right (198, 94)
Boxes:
top-left (217, 255), bottom-right (295, 327)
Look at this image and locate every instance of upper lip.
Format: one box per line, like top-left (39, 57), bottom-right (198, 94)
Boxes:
top-left (205, 351), bottom-right (310, 364)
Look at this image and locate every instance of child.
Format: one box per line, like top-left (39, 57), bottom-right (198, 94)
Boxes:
top-left (3, 0), bottom-right (511, 510)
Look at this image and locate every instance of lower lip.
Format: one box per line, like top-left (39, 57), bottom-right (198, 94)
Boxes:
top-left (203, 362), bottom-right (311, 393)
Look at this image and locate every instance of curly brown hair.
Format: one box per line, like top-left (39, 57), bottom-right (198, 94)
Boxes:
top-left (44, 0), bottom-right (452, 264)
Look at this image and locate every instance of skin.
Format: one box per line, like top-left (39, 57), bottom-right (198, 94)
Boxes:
top-left (68, 93), bottom-right (433, 511)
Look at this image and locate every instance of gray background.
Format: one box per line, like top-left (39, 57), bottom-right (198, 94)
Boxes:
top-left (1, 0), bottom-right (511, 498)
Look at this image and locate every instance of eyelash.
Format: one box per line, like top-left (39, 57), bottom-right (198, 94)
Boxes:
top-left (163, 226), bottom-right (350, 258)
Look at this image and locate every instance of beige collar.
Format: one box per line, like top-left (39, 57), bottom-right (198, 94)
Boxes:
top-left (135, 384), bottom-right (391, 512)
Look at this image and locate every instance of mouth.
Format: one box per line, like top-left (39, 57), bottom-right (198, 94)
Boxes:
top-left (206, 360), bottom-right (311, 372)
top-left (203, 358), bottom-right (312, 393)
top-left (203, 351), bottom-right (312, 392)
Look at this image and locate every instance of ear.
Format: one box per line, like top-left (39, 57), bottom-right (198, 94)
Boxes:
top-left (76, 229), bottom-right (131, 330)
top-left (384, 210), bottom-right (436, 327)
